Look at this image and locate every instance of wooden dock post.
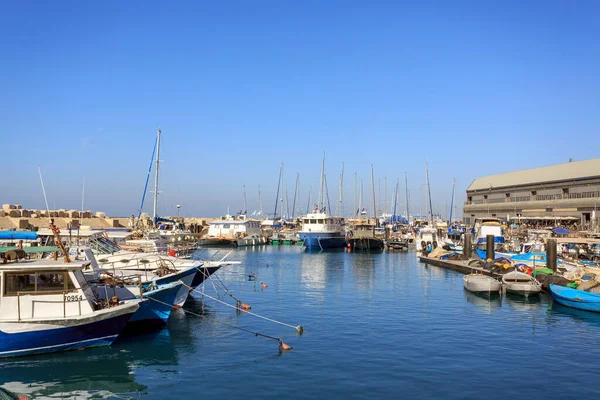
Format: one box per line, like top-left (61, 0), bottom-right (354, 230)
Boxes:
top-left (463, 232), bottom-right (472, 259)
top-left (547, 238), bottom-right (557, 272)
top-left (486, 234), bottom-right (495, 260)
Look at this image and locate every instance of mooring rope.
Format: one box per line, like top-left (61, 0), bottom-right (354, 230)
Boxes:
top-left (146, 297), bottom-right (289, 347)
top-left (183, 282), bottom-right (303, 333)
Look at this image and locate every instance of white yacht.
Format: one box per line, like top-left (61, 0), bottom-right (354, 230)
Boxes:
top-left (298, 209), bottom-right (346, 250)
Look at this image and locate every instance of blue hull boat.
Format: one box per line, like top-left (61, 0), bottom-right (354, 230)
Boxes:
top-left (0, 304), bottom-right (138, 358)
top-left (550, 284), bottom-right (600, 313)
top-left (300, 233), bottom-right (346, 250)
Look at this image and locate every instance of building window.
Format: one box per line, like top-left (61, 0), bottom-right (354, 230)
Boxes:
top-left (531, 191), bottom-right (537, 196)
top-left (506, 193), bottom-right (510, 198)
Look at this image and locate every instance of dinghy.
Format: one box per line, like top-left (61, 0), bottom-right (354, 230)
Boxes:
top-left (502, 271), bottom-right (542, 297)
top-left (550, 284), bottom-right (600, 313)
top-left (463, 274), bottom-right (501, 294)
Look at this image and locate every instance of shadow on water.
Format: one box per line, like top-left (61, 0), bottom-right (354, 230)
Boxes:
top-left (550, 301), bottom-right (600, 328)
top-left (504, 292), bottom-right (543, 312)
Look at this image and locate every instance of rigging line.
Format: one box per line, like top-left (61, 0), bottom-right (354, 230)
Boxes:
top-left (146, 297), bottom-right (283, 343)
top-left (183, 282), bottom-right (303, 333)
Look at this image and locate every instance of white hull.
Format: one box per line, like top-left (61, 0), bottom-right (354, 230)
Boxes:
top-left (502, 271), bottom-right (542, 297)
top-left (463, 274), bottom-right (501, 294)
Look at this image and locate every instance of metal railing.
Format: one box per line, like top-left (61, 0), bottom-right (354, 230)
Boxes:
top-left (465, 190), bottom-right (600, 206)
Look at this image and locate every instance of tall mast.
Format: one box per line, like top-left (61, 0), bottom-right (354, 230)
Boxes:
top-left (285, 185), bottom-right (290, 220)
top-left (378, 177), bottom-right (381, 218)
top-left (258, 185), bottom-right (262, 216)
top-left (273, 162), bottom-right (283, 219)
top-left (426, 162), bottom-right (433, 223)
top-left (153, 129), bottom-right (161, 226)
top-left (306, 186), bottom-right (312, 214)
top-left (405, 172), bottom-right (409, 220)
top-left (371, 165), bottom-right (378, 226)
top-left (359, 179), bottom-right (363, 216)
top-left (318, 152), bottom-right (325, 210)
top-left (339, 163), bottom-right (344, 217)
top-left (384, 177), bottom-right (387, 216)
top-left (243, 185), bottom-right (247, 215)
top-left (354, 172), bottom-right (357, 218)
top-left (292, 173), bottom-right (299, 220)
top-left (449, 178), bottom-right (456, 223)
top-left (392, 179), bottom-right (399, 220)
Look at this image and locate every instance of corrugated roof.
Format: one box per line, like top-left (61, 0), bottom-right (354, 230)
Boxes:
top-left (467, 158), bottom-right (600, 192)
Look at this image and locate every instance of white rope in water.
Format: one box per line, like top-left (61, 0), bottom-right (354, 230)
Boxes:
top-left (183, 282), bottom-right (303, 333)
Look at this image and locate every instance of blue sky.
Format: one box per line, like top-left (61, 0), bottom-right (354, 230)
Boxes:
top-left (1, 1), bottom-right (599, 218)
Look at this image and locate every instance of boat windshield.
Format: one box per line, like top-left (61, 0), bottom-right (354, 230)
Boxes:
top-left (89, 236), bottom-right (121, 254)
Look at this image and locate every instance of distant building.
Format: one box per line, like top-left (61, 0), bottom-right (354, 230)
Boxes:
top-left (463, 158), bottom-right (600, 226)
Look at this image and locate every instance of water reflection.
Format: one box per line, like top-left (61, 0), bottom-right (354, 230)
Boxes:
top-left (351, 254), bottom-right (377, 292)
top-left (0, 346), bottom-right (146, 399)
top-left (504, 293), bottom-right (543, 312)
top-left (463, 289), bottom-right (502, 314)
top-left (550, 302), bottom-right (600, 328)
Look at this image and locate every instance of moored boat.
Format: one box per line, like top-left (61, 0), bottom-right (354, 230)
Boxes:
top-left (502, 271), bottom-right (542, 297)
top-left (550, 284), bottom-right (600, 313)
top-left (0, 258), bottom-right (140, 358)
top-left (347, 223), bottom-right (384, 252)
top-left (463, 274), bottom-right (501, 294)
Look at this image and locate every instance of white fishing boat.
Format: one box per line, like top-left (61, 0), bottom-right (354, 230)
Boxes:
top-left (501, 271), bottom-right (542, 297)
top-left (298, 210), bottom-right (346, 250)
top-left (463, 274), bottom-right (502, 294)
top-left (199, 215), bottom-right (266, 247)
top-left (0, 258), bottom-right (140, 358)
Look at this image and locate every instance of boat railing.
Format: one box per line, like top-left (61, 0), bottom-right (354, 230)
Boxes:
top-left (16, 290), bottom-right (70, 321)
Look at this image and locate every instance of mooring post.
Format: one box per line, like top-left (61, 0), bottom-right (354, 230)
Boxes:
top-left (463, 232), bottom-right (472, 259)
top-left (486, 234), bottom-right (495, 260)
top-left (547, 238), bottom-right (557, 273)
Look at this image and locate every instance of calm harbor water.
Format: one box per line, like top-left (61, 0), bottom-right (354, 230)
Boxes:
top-left (2, 247), bottom-right (600, 399)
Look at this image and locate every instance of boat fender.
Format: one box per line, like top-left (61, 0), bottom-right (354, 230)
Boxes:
top-left (432, 241), bottom-right (438, 249)
top-left (421, 241), bottom-right (426, 249)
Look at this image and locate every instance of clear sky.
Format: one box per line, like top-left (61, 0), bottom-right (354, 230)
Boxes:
top-left (1, 0), bottom-right (599, 218)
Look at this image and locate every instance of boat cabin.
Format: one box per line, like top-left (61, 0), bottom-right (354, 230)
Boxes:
top-left (0, 259), bottom-right (97, 320)
top-left (300, 212), bottom-right (345, 233)
top-left (205, 215), bottom-right (262, 239)
top-left (349, 223), bottom-right (376, 239)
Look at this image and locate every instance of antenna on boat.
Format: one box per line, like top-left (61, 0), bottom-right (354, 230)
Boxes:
top-left (152, 129), bottom-right (162, 228)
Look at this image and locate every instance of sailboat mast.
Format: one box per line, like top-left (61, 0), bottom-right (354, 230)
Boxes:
top-left (243, 185), bottom-right (247, 215)
top-left (449, 178), bottom-right (456, 223)
top-left (354, 172), bottom-right (357, 218)
top-left (393, 179), bottom-right (399, 220)
top-left (306, 186), bottom-right (312, 214)
top-left (285, 185), bottom-right (290, 220)
top-left (292, 174), bottom-right (299, 220)
top-left (371, 165), bottom-right (378, 225)
top-left (405, 172), bottom-right (409, 221)
top-left (384, 177), bottom-right (387, 216)
top-left (318, 152), bottom-right (325, 210)
top-left (359, 179), bottom-right (363, 216)
top-left (273, 163), bottom-right (283, 219)
top-left (152, 129), bottom-right (161, 226)
top-left (426, 162), bottom-right (433, 223)
top-left (258, 185), bottom-right (262, 216)
top-left (339, 163), bottom-right (344, 217)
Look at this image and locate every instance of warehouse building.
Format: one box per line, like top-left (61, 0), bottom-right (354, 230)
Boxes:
top-left (463, 158), bottom-right (600, 227)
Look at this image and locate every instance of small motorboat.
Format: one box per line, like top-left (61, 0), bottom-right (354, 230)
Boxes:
top-left (463, 274), bottom-right (501, 294)
top-left (502, 271), bottom-right (542, 297)
top-left (550, 284), bottom-right (600, 313)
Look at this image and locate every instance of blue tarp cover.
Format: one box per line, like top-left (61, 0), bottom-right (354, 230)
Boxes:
top-left (0, 231), bottom-right (38, 240)
top-left (553, 227), bottom-right (570, 235)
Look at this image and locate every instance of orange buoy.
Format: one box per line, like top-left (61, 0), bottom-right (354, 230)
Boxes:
top-left (168, 249), bottom-right (176, 257)
top-left (279, 340), bottom-right (293, 351)
top-left (261, 282), bottom-right (268, 289)
top-left (240, 303), bottom-right (252, 310)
